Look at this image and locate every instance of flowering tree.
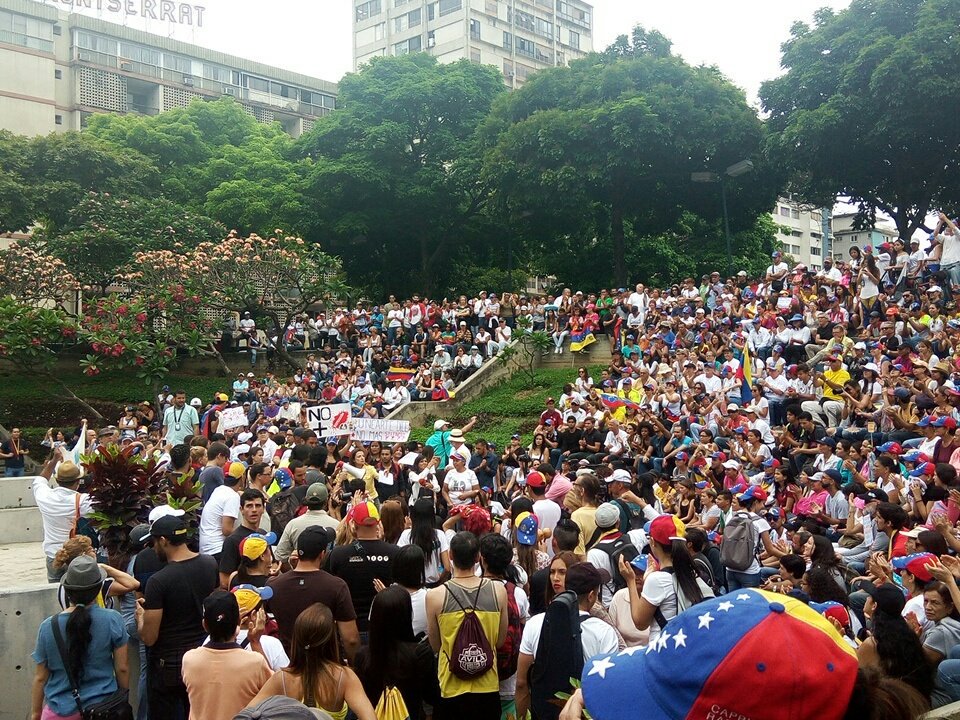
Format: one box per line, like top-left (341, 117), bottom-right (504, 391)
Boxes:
top-left (0, 242), bottom-right (79, 308)
top-left (129, 231), bottom-right (348, 369)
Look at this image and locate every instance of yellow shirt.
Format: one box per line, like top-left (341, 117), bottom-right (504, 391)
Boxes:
top-left (437, 580), bottom-right (501, 698)
top-left (822, 368), bottom-right (851, 401)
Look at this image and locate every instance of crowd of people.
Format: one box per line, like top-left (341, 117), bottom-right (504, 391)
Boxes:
top-left (23, 213), bottom-right (960, 720)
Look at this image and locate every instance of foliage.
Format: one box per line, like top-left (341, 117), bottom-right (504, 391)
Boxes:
top-left (0, 296), bottom-right (76, 369)
top-left (0, 242), bottom-right (79, 307)
top-left (481, 28), bottom-right (780, 287)
top-left (296, 54), bottom-right (506, 295)
top-left (497, 318), bottom-right (553, 387)
top-left (36, 192), bottom-right (225, 295)
top-left (78, 292), bottom-right (216, 386)
top-left (153, 468), bottom-right (203, 516)
top-left (760, 0), bottom-right (960, 238)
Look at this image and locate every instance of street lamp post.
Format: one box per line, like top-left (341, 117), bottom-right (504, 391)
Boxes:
top-left (692, 159), bottom-right (754, 278)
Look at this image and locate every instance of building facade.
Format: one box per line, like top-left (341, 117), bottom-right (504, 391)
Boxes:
top-left (0, 0), bottom-right (337, 137)
top-left (771, 195), bottom-right (830, 271)
top-left (829, 212), bottom-right (898, 263)
top-left (353, 0), bottom-right (593, 87)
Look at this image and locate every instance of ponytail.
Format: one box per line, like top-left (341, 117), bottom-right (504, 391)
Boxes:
top-left (64, 585), bottom-right (100, 680)
top-left (668, 539), bottom-right (705, 606)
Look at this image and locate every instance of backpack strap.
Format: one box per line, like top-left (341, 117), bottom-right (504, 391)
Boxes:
top-left (49, 614), bottom-right (84, 714)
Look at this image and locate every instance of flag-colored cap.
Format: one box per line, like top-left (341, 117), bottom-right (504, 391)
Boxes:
top-left (581, 590), bottom-right (858, 720)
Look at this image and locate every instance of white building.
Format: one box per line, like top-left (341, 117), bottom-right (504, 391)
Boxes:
top-left (829, 212), bottom-right (898, 263)
top-left (771, 195), bottom-right (829, 271)
top-left (353, 0), bottom-right (594, 87)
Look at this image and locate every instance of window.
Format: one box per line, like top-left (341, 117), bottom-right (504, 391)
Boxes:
top-left (515, 62), bottom-right (533, 80)
top-left (204, 64), bottom-right (237, 84)
top-left (791, 208), bottom-right (800, 219)
top-left (395, 0), bottom-right (409, 5)
top-left (486, 0), bottom-right (498, 15)
top-left (163, 53), bottom-right (191, 73)
top-left (428, 3), bottom-right (436, 20)
top-left (513, 9), bottom-right (535, 31)
top-left (791, 230), bottom-right (802, 238)
top-left (809, 246), bottom-right (821, 256)
top-left (394, 36), bottom-right (422, 54)
top-left (120, 42), bottom-right (160, 66)
top-left (53, 24), bottom-right (61, 35)
top-left (271, 82), bottom-right (299, 99)
top-left (54, 69), bottom-right (62, 79)
top-left (471, 48), bottom-right (481, 62)
top-left (535, 17), bottom-right (553, 39)
top-left (0, 10), bottom-right (54, 52)
top-left (75, 31), bottom-right (116, 55)
top-left (355, 0), bottom-right (382, 21)
top-left (438, 0), bottom-right (462, 15)
top-left (568, 29), bottom-right (579, 49)
top-left (503, 59), bottom-right (514, 77)
top-left (375, 22), bottom-right (386, 40)
top-left (503, 31), bottom-right (512, 49)
top-left (850, 234), bottom-right (859, 244)
top-left (779, 206), bottom-right (790, 217)
top-left (515, 37), bottom-right (535, 58)
top-left (246, 76), bottom-right (270, 92)
top-left (55, 114), bottom-right (63, 125)
top-left (470, 18), bottom-right (480, 40)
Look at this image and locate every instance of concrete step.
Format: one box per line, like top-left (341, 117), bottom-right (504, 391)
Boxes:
top-left (0, 507), bottom-right (43, 544)
top-left (540, 345), bottom-right (613, 368)
top-left (0, 541), bottom-right (49, 589)
top-left (0, 477), bottom-right (37, 509)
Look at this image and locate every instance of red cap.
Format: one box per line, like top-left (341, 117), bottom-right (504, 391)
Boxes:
top-left (649, 514), bottom-right (686, 545)
top-left (525, 471), bottom-right (546, 489)
top-left (347, 500), bottom-right (380, 526)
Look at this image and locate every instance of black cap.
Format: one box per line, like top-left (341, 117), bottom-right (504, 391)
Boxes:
top-left (129, 524), bottom-right (152, 549)
top-left (150, 515), bottom-right (189, 540)
top-left (822, 468), bottom-right (843, 484)
top-left (297, 526), bottom-right (335, 559)
top-left (863, 582), bottom-right (907, 616)
top-left (859, 489), bottom-right (887, 504)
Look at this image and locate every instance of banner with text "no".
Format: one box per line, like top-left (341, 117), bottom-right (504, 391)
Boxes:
top-left (306, 403), bottom-right (352, 436)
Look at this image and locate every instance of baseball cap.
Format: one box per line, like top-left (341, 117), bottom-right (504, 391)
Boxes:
top-left (902, 451), bottom-right (931, 464)
top-left (934, 416), bottom-right (958, 430)
top-left (579, 590), bottom-right (857, 720)
top-left (594, 502), bottom-right (621, 529)
top-left (272, 468), bottom-right (294, 490)
top-left (348, 500), bottom-right (380, 526)
top-left (711, 451), bottom-right (727, 461)
top-left (676, 451), bottom-right (690, 462)
top-left (892, 552), bottom-right (937, 583)
top-left (876, 441), bottom-right (903, 455)
top-left (722, 460), bottom-right (741, 470)
top-left (818, 436), bottom-right (836, 448)
top-left (239, 532), bottom-right (278, 561)
top-left (630, 555), bottom-right (649, 574)
top-left (232, 584), bottom-right (274, 616)
top-left (565, 562), bottom-right (605, 596)
top-left (739, 486), bottom-right (768, 504)
top-left (148, 505), bottom-right (185, 524)
top-left (525, 471), bottom-right (546, 489)
top-left (649, 514), bottom-right (686, 545)
top-left (514, 511), bottom-right (540, 546)
top-left (808, 601), bottom-right (851, 631)
top-left (862, 582), bottom-right (907, 616)
top-left (762, 458), bottom-right (780, 469)
top-left (607, 468), bottom-right (632, 485)
top-left (434, 419), bottom-right (450, 431)
top-left (910, 462), bottom-right (936, 477)
top-left (822, 468), bottom-right (843, 484)
top-left (858, 488), bottom-right (888, 504)
top-left (225, 461), bottom-right (246, 480)
top-left (917, 415), bottom-right (934, 428)
top-left (305, 482), bottom-right (329, 506)
top-left (297, 526), bottom-right (335, 558)
top-left (893, 387), bottom-right (912, 400)
top-left (150, 514), bottom-right (189, 540)
top-left (128, 524), bottom-right (152, 549)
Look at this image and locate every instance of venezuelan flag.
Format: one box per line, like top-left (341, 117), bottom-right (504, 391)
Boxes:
top-left (738, 344), bottom-right (753, 403)
top-left (599, 392), bottom-right (640, 411)
top-left (387, 367), bottom-right (415, 383)
top-left (570, 331), bottom-right (596, 353)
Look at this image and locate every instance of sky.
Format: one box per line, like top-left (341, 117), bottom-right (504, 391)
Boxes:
top-left (55, 0), bottom-right (852, 105)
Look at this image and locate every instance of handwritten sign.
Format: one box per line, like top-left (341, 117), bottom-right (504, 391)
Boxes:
top-left (218, 406), bottom-right (247, 431)
top-left (306, 403), bottom-right (352, 436)
top-left (350, 418), bottom-right (411, 443)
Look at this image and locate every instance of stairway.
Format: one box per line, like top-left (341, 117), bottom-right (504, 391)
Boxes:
top-left (538, 338), bottom-right (613, 369)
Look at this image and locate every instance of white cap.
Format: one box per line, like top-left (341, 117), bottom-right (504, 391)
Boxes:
top-left (268, 425), bottom-right (279, 433)
top-left (237, 432), bottom-right (253, 443)
top-left (722, 460), bottom-right (741, 470)
top-left (434, 419), bottom-right (450, 431)
top-left (148, 505), bottom-right (185, 524)
top-left (864, 362), bottom-right (880, 372)
top-left (189, 397), bottom-right (202, 407)
top-left (929, 285), bottom-right (943, 293)
top-left (727, 403), bottom-right (739, 412)
top-left (233, 443), bottom-right (250, 455)
top-left (607, 468), bottom-right (633, 484)
top-left (854, 342), bottom-right (867, 350)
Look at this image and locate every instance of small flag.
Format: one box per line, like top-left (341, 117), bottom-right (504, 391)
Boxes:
top-left (387, 367), bottom-right (415, 383)
top-left (599, 393), bottom-right (640, 411)
top-left (738, 344), bottom-right (753, 403)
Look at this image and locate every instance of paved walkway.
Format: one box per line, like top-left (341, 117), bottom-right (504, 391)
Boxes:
top-left (0, 542), bottom-right (50, 591)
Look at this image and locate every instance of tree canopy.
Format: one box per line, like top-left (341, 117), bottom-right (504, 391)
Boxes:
top-left (760, 0), bottom-right (960, 238)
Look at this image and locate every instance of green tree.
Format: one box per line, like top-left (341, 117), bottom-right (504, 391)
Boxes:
top-left (0, 131), bottom-right (34, 232)
top-left (36, 192), bottom-right (225, 295)
top-left (760, 0), bottom-right (960, 238)
top-left (297, 54), bottom-right (506, 295)
top-left (482, 29), bottom-right (778, 287)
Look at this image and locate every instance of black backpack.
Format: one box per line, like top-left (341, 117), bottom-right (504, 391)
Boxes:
top-left (268, 488), bottom-right (300, 538)
top-left (530, 591), bottom-right (583, 720)
top-left (594, 535), bottom-right (639, 592)
top-left (613, 498), bottom-right (645, 531)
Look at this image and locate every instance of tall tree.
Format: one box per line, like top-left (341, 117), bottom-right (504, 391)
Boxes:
top-left (297, 54), bottom-right (506, 296)
top-left (482, 29), bottom-right (778, 286)
top-left (761, 0), bottom-right (960, 239)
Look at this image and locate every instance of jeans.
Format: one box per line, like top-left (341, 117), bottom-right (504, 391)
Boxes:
top-left (768, 399), bottom-right (786, 428)
top-left (943, 262), bottom-right (960, 300)
top-left (46, 555), bottom-right (64, 584)
top-left (933, 645), bottom-right (960, 707)
top-left (726, 570), bottom-right (761, 591)
top-left (4, 466), bottom-right (24, 477)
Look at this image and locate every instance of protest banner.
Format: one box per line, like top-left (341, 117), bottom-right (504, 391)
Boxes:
top-left (350, 418), bottom-right (411, 443)
top-left (306, 403), bottom-right (352, 436)
top-left (218, 406), bottom-right (248, 430)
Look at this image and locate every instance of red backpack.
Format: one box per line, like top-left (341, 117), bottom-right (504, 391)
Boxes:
top-left (445, 581), bottom-right (495, 680)
top-left (497, 581), bottom-right (522, 680)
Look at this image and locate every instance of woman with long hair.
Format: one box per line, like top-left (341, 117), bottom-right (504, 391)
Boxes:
top-left (527, 433), bottom-right (550, 466)
top-left (398, 498), bottom-right (450, 587)
top-left (857, 583), bottom-right (934, 698)
top-left (618, 515), bottom-right (713, 645)
top-left (805, 534), bottom-right (848, 592)
top-left (379, 499), bottom-right (406, 545)
top-left (354, 586), bottom-right (437, 718)
top-left (544, 551), bottom-right (580, 607)
top-left (31, 557), bottom-right (129, 720)
top-left (248, 603), bottom-right (376, 720)
top-left (341, 448), bottom-right (379, 501)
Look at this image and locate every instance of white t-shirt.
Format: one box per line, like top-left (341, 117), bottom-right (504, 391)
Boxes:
top-left (32, 479), bottom-right (94, 558)
top-left (397, 528), bottom-right (449, 585)
top-left (410, 587), bottom-right (428, 638)
top-left (204, 630), bottom-right (289, 671)
top-left (767, 262), bottom-right (789, 279)
top-left (519, 610), bottom-right (618, 661)
top-left (199, 485), bottom-right (240, 556)
top-left (532, 499), bottom-right (562, 557)
top-left (641, 570), bottom-right (714, 645)
top-left (444, 468), bottom-right (479, 506)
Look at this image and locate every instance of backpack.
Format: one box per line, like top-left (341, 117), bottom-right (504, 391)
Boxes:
top-left (268, 488), bottom-right (300, 538)
top-left (613, 498), bottom-right (645, 531)
top-left (719, 511), bottom-right (760, 572)
top-left (374, 685), bottom-right (410, 720)
top-left (444, 581), bottom-right (495, 680)
top-left (692, 554), bottom-right (722, 597)
top-left (530, 591), bottom-right (583, 720)
top-left (594, 535), bottom-right (639, 592)
top-left (496, 581), bottom-right (522, 680)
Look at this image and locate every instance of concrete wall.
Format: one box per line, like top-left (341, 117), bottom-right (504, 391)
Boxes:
top-left (0, 584), bottom-right (59, 720)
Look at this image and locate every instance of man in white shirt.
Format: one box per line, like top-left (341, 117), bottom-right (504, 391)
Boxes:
top-left (515, 563), bottom-right (619, 720)
top-left (937, 213), bottom-right (960, 299)
top-left (694, 364), bottom-right (723, 395)
top-left (199, 473), bottom-right (242, 558)
top-left (33, 460), bottom-right (94, 582)
top-left (525, 471), bottom-right (561, 556)
top-left (602, 419), bottom-right (629, 462)
top-left (742, 405), bottom-right (776, 446)
top-left (816, 257), bottom-right (842, 286)
top-left (765, 251), bottom-right (789, 289)
top-left (381, 380), bottom-right (410, 413)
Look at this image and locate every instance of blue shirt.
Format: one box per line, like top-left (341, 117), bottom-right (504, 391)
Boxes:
top-left (33, 607), bottom-right (127, 716)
